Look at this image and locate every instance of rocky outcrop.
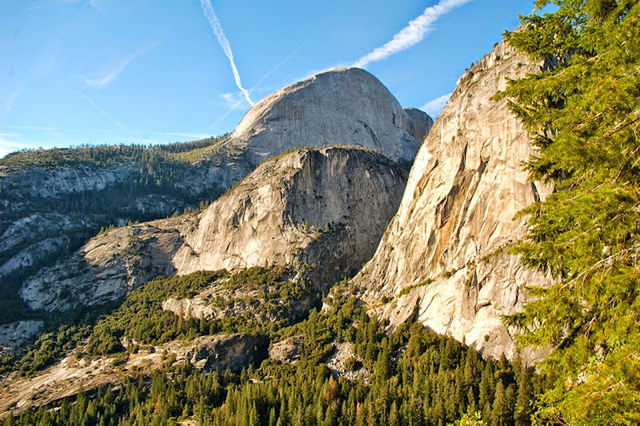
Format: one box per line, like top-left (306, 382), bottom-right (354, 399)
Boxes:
top-left (224, 67), bottom-right (430, 165)
top-left (181, 334), bottom-right (268, 372)
top-left (2, 68), bottom-right (428, 322)
top-left (269, 336), bottom-right (304, 364)
top-left (173, 147), bottom-right (408, 285)
top-left (20, 217), bottom-right (191, 311)
top-left (0, 320), bottom-right (43, 355)
top-left (404, 107), bottom-right (434, 145)
top-left (21, 147), bottom-right (407, 311)
top-left (352, 40), bottom-right (552, 361)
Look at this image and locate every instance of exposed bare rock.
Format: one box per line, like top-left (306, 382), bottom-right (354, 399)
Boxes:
top-left (19, 217), bottom-right (191, 311)
top-left (404, 107), bottom-right (434, 144)
top-left (179, 334), bottom-right (268, 372)
top-left (325, 342), bottom-right (369, 382)
top-left (0, 320), bottom-right (43, 355)
top-left (173, 147), bottom-right (408, 288)
top-left (4, 67), bottom-right (429, 321)
top-left (352, 40), bottom-right (552, 361)
top-left (225, 67), bottom-right (430, 166)
top-left (21, 147), bottom-right (407, 312)
top-left (269, 336), bottom-right (304, 364)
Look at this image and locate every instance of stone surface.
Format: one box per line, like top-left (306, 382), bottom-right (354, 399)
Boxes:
top-left (224, 67), bottom-right (431, 166)
top-left (269, 336), bottom-right (304, 364)
top-left (0, 320), bottom-right (44, 355)
top-left (181, 334), bottom-right (268, 372)
top-left (352, 40), bottom-right (552, 361)
top-left (2, 67), bottom-right (428, 318)
top-left (173, 147), bottom-right (408, 288)
top-left (19, 217), bottom-right (190, 311)
top-left (404, 107), bottom-right (434, 144)
top-left (21, 147), bottom-right (408, 311)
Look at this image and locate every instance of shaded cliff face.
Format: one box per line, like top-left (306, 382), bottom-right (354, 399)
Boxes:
top-left (1, 68), bottom-right (428, 324)
top-left (21, 147), bottom-right (407, 312)
top-left (352, 40), bottom-right (551, 361)
top-left (174, 147), bottom-right (407, 284)
top-left (226, 67), bottom-right (431, 165)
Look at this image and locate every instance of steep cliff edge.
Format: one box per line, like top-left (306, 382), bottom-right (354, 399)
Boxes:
top-left (223, 67), bottom-right (431, 166)
top-left (352, 40), bottom-right (551, 361)
top-left (1, 68), bottom-right (429, 324)
top-left (21, 147), bottom-right (407, 312)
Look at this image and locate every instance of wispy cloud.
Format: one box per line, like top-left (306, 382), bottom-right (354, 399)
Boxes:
top-left (354, 0), bottom-right (472, 68)
top-left (89, 0), bottom-right (109, 13)
top-left (421, 92), bottom-right (452, 117)
top-left (4, 88), bottom-right (23, 112)
top-left (209, 47), bottom-right (300, 130)
top-left (200, 0), bottom-right (254, 106)
top-left (84, 44), bottom-right (157, 88)
top-left (134, 131), bottom-right (210, 140)
top-left (76, 91), bottom-right (125, 129)
top-left (0, 136), bottom-right (38, 158)
top-left (6, 125), bottom-right (61, 131)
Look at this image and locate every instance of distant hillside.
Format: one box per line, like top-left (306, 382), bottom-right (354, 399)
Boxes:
top-left (0, 136), bottom-right (232, 324)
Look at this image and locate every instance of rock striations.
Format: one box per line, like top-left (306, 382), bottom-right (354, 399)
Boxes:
top-left (351, 40), bottom-right (552, 361)
top-left (21, 147), bottom-right (408, 312)
top-left (225, 67), bottom-right (432, 166)
top-left (173, 146), bottom-right (407, 283)
top-left (0, 67), bottom-right (428, 305)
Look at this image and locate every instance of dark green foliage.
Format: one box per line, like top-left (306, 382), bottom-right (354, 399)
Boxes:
top-left (6, 293), bottom-right (537, 425)
top-left (0, 136), bottom-right (227, 170)
top-left (0, 137), bottom-right (230, 325)
top-left (497, 0), bottom-right (640, 422)
top-left (8, 267), bottom-right (315, 376)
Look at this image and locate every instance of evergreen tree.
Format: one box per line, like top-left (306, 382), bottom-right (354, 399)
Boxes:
top-left (514, 367), bottom-right (533, 426)
top-left (498, 0), bottom-right (640, 422)
top-left (490, 381), bottom-right (509, 426)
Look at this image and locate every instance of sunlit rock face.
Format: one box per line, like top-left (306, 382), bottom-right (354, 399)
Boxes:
top-left (227, 67), bottom-right (430, 165)
top-left (21, 147), bottom-right (408, 312)
top-left (352, 40), bottom-right (552, 362)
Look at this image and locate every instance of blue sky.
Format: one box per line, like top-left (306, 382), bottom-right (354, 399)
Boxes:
top-left (0, 0), bottom-right (538, 158)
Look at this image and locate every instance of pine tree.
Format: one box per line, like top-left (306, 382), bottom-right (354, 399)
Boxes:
top-left (498, 0), bottom-right (640, 423)
top-left (490, 381), bottom-right (508, 426)
top-left (388, 401), bottom-right (400, 426)
top-left (514, 367), bottom-right (533, 426)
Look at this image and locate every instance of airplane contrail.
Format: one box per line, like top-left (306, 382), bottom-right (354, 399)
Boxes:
top-left (354, 0), bottom-right (472, 68)
top-left (209, 47), bottom-right (301, 130)
top-left (200, 0), bottom-right (254, 106)
top-left (421, 92), bottom-right (452, 117)
top-left (77, 91), bottom-right (125, 130)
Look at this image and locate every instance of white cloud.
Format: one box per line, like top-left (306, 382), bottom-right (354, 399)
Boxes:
top-left (421, 92), bottom-right (452, 117)
top-left (354, 0), bottom-right (472, 68)
top-left (84, 55), bottom-right (137, 88)
top-left (6, 125), bottom-right (60, 131)
top-left (0, 136), bottom-right (38, 158)
top-left (200, 0), bottom-right (254, 106)
top-left (89, 0), bottom-right (109, 13)
top-left (84, 43), bottom-right (157, 88)
top-left (77, 91), bottom-right (125, 129)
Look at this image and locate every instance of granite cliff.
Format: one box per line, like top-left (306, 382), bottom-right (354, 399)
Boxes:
top-left (0, 68), bottom-right (429, 324)
top-left (20, 147), bottom-right (408, 313)
top-left (352, 40), bottom-right (552, 361)
top-left (222, 67), bottom-right (432, 166)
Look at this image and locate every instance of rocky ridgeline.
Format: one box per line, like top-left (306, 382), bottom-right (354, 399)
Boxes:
top-left (352, 40), bottom-right (552, 361)
top-left (0, 67), bottom-right (430, 315)
top-left (225, 67), bottom-right (432, 166)
top-left (20, 147), bottom-right (408, 312)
